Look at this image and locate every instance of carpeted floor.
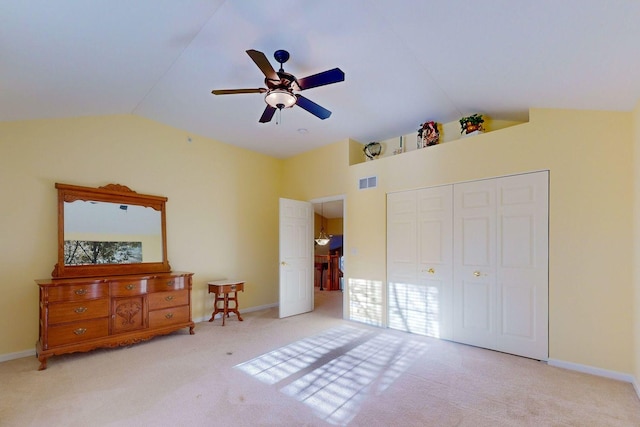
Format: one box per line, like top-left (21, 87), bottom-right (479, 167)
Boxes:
top-left (1, 288), bottom-right (639, 426)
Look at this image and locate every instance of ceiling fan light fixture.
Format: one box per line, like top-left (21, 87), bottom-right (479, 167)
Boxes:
top-left (265, 89), bottom-right (296, 109)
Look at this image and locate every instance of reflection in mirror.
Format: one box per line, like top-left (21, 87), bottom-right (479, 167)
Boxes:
top-left (64, 200), bottom-right (162, 265)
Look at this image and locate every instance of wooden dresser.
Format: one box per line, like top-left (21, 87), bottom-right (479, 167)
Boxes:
top-left (36, 271), bottom-right (194, 370)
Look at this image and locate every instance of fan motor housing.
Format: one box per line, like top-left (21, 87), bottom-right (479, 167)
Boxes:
top-left (265, 71), bottom-right (299, 92)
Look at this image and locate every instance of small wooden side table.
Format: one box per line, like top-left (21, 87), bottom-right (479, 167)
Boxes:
top-left (208, 280), bottom-right (244, 326)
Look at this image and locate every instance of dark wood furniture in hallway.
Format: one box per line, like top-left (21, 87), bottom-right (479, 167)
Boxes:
top-left (314, 255), bottom-right (342, 291)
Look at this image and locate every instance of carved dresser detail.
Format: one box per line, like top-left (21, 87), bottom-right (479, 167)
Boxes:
top-left (35, 183), bottom-right (194, 370)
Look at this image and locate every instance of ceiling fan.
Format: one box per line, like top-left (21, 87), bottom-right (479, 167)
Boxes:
top-left (212, 49), bottom-right (345, 123)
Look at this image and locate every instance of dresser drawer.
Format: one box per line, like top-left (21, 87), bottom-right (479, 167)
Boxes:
top-left (148, 290), bottom-right (189, 310)
top-left (110, 279), bottom-right (147, 296)
top-left (48, 318), bottom-right (109, 347)
top-left (48, 298), bottom-right (109, 324)
top-left (147, 276), bottom-right (185, 293)
top-left (48, 283), bottom-right (108, 302)
top-left (149, 305), bottom-right (190, 328)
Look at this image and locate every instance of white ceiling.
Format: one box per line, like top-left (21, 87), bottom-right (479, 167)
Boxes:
top-left (3, 1), bottom-right (640, 158)
top-left (313, 200), bottom-right (343, 220)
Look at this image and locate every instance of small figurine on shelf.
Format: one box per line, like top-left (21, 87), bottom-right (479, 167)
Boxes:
top-left (393, 136), bottom-right (404, 155)
top-left (417, 121), bottom-right (440, 148)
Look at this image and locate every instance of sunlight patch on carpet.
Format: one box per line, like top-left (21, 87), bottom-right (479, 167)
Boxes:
top-left (235, 325), bottom-right (428, 425)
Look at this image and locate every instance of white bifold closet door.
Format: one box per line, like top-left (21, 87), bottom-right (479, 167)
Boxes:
top-left (387, 185), bottom-right (453, 340)
top-left (387, 171), bottom-right (548, 360)
top-left (453, 172), bottom-right (548, 360)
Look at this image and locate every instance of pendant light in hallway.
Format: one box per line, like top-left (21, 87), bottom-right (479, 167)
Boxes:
top-left (315, 203), bottom-right (330, 246)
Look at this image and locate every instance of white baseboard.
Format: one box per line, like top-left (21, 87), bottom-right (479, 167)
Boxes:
top-left (547, 358), bottom-right (636, 384)
top-left (0, 349), bottom-right (36, 363)
top-left (1, 303), bottom-right (280, 363)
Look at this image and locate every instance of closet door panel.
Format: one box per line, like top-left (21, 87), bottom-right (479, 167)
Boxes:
top-left (461, 279), bottom-right (491, 331)
top-left (387, 187), bottom-right (453, 339)
top-left (387, 192), bottom-right (418, 332)
top-left (453, 179), bottom-right (496, 348)
top-left (496, 172), bottom-right (549, 359)
top-left (417, 186), bottom-right (453, 339)
top-left (387, 192), bottom-right (417, 281)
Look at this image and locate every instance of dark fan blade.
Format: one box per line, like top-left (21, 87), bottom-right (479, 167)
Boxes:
top-left (212, 88), bottom-right (266, 95)
top-left (297, 68), bottom-right (345, 91)
top-left (259, 105), bottom-right (277, 123)
top-left (295, 95), bottom-right (331, 120)
top-left (246, 49), bottom-right (278, 81)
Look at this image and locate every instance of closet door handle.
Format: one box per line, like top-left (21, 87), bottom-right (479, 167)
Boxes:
top-left (473, 271), bottom-right (481, 277)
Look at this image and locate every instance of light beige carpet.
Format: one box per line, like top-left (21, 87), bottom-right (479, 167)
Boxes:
top-left (1, 289), bottom-right (639, 426)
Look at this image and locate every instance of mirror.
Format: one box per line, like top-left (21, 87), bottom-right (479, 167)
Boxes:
top-left (53, 183), bottom-right (171, 278)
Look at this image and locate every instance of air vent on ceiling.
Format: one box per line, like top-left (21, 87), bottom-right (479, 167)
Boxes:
top-left (359, 176), bottom-right (377, 190)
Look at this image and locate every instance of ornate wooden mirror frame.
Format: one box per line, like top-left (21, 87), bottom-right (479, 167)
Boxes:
top-left (52, 183), bottom-right (171, 278)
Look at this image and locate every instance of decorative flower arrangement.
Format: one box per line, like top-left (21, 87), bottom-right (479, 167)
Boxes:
top-left (459, 114), bottom-right (484, 134)
top-left (417, 121), bottom-right (440, 148)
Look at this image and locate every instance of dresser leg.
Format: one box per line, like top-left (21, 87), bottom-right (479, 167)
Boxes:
top-left (189, 326), bottom-right (195, 335)
top-left (37, 356), bottom-right (47, 371)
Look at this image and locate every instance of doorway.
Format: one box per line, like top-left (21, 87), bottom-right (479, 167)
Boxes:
top-left (312, 197), bottom-right (345, 318)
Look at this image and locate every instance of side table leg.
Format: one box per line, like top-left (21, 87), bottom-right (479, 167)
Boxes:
top-left (222, 293), bottom-right (228, 326)
top-left (209, 294), bottom-right (223, 322)
top-left (234, 292), bottom-right (243, 321)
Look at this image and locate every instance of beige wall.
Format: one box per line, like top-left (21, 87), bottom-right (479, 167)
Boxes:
top-left (0, 115), bottom-right (282, 355)
top-left (2, 108), bottom-right (638, 380)
top-left (285, 108), bottom-right (635, 375)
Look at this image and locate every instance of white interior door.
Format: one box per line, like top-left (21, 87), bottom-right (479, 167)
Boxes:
top-left (496, 172), bottom-right (549, 359)
top-left (279, 198), bottom-right (313, 318)
top-left (453, 179), bottom-right (497, 348)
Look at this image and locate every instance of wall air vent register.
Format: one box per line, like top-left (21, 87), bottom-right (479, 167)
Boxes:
top-left (359, 176), bottom-right (377, 190)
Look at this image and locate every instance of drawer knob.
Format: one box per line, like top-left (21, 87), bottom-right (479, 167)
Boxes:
top-left (125, 284), bottom-right (135, 290)
top-left (74, 307), bottom-right (88, 314)
top-left (73, 328), bottom-right (87, 335)
top-left (166, 280), bottom-right (175, 286)
top-left (74, 289), bottom-right (87, 296)
top-left (165, 295), bottom-right (174, 301)
top-left (165, 313), bottom-right (174, 319)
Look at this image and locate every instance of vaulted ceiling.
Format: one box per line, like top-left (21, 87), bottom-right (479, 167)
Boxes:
top-left (3, 1), bottom-right (640, 158)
